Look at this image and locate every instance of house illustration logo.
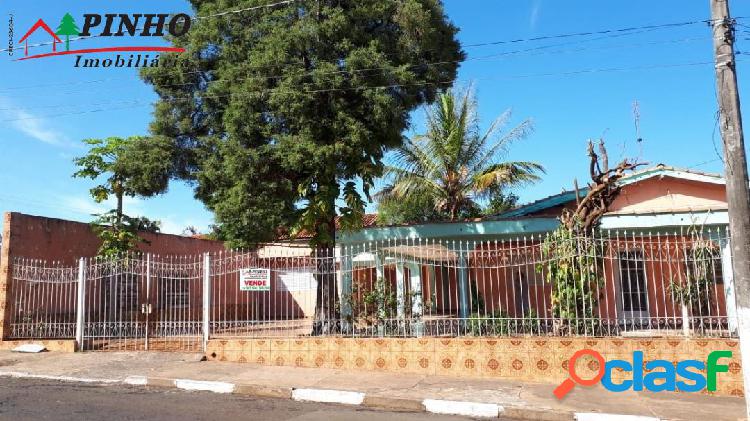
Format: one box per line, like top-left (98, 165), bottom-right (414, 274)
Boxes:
top-left (18, 18), bottom-right (62, 55)
top-left (15, 12), bottom-right (190, 65)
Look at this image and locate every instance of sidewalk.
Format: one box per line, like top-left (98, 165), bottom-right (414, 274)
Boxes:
top-left (0, 350), bottom-right (745, 421)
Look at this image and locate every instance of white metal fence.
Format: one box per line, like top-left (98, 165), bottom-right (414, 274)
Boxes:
top-left (9, 259), bottom-right (78, 339)
top-left (4, 228), bottom-right (737, 351)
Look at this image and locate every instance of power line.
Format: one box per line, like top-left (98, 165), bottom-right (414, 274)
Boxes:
top-left (0, 98), bottom-right (147, 112)
top-left (1, 9), bottom-right (732, 59)
top-left (688, 158), bottom-right (723, 169)
top-left (0, 58), bottom-right (729, 123)
top-left (0, 33), bottom-right (710, 100)
top-left (194, 0), bottom-right (296, 19)
top-left (0, 9), bottom-right (724, 95)
top-left (462, 17), bottom-right (739, 48)
top-left (0, 194), bottom-right (101, 216)
top-left (1, 102), bottom-right (150, 122)
top-left (0, 25), bottom-right (661, 92)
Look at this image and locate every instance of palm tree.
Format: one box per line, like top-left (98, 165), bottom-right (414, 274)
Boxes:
top-left (377, 89), bottom-right (544, 221)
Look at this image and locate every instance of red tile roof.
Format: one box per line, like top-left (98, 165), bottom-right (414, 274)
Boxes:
top-left (292, 214), bottom-right (379, 239)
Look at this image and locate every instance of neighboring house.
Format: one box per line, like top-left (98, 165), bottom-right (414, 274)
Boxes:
top-left (336, 165), bottom-right (736, 336)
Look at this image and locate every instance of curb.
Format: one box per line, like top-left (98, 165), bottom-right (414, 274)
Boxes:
top-left (361, 395), bottom-right (426, 412)
top-left (0, 371), bottom-right (661, 420)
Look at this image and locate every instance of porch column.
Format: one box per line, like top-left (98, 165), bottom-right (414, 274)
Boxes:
top-left (408, 263), bottom-right (425, 337)
top-left (396, 263), bottom-right (406, 319)
top-left (340, 245), bottom-right (354, 333)
top-left (374, 252), bottom-right (384, 281)
top-left (458, 250), bottom-right (470, 319)
top-left (407, 263), bottom-right (423, 318)
top-left (723, 239), bottom-right (739, 335)
top-left (428, 265), bottom-right (437, 313)
top-left (373, 252), bottom-right (387, 336)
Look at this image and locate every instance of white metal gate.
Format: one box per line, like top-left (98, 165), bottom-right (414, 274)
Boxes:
top-left (80, 255), bottom-right (204, 351)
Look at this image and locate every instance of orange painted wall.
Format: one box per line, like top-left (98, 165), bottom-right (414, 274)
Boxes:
top-left (609, 176), bottom-right (727, 214)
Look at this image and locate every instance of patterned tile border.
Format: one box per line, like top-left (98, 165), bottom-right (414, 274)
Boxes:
top-left (206, 337), bottom-right (744, 397)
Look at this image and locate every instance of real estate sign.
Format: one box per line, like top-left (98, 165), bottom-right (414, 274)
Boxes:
top-left (239, 268), bottom-right (271, 292)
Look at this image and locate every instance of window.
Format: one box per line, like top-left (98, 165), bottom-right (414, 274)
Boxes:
top-left (619, 251), bottom-right (648, 313)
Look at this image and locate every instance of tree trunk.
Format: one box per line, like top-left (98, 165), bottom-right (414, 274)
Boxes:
top-left (312, 247), bottom-right (339, 335)
top-left (311, 211), bottom-right (340, 335)
top-left (116, 191), bottom-right (123, 225)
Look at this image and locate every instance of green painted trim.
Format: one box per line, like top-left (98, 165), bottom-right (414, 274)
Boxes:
top-left (599, 211), bottom-right (729, 230)
top-left (498, 190), bottom-right (586, 218)
top-left (617, 168), bottom-right (723, 186)
top-left (336, 218), bottom-right (560, 244)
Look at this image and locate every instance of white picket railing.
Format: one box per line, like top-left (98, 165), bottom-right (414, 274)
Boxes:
top-left (3, 227), bottom-right (737, 351)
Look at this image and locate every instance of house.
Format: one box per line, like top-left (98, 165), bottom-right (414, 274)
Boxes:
top-left (335, 165), bottom-right (735, 337)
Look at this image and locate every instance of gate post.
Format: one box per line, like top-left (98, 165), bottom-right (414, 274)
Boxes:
top-left (145, 253), bottom-right (151, 351)
top-left (202, 252), bottom-right (211, 352)
top-left (75, 257), bottom-right (85, 351)
top-left (0, 212), bottom-right (15, 341)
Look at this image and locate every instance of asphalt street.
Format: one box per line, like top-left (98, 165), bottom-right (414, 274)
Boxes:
top-left (0, 378), bottom-right (494, 421)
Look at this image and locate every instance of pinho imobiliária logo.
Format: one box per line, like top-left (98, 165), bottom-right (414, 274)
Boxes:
top-left (15, 12), bottom-right (190, 67)
top-left (554, 348), bottom-right (733, 398)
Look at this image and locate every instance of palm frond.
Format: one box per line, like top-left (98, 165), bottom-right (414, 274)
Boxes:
top-left (472, 161), bottom-right (545, 197)
top-left (469, 117), bottom-right (534, 175)
top-left (375, 88), bottom-right (543, 222)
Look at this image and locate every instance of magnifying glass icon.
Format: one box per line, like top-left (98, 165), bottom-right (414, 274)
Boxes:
top-left (553, 349), bottom-right (605, 399)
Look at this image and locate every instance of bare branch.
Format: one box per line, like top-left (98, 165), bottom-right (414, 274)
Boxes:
top-left (561, 140), bottom-right (647, 233)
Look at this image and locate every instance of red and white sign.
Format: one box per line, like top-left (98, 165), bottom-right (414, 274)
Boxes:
top-left (240, 268), bottom-right (271, 291)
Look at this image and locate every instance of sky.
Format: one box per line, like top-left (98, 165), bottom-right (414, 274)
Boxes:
top-left (0, 0), bottom-right (748, 235)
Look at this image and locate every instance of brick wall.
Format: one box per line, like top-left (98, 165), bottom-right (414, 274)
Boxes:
top-left (0, 212), bottom-right (226, 264)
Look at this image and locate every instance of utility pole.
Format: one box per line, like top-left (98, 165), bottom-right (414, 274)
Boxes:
top-left (710, 0), bottom-right (750, 415)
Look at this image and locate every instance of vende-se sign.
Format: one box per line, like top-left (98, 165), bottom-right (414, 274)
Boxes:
top-left (240, 268), bottom-right (271, 292)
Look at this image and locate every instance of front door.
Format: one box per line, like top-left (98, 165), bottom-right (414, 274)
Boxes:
top-left (618, 251), bottom-right (650, 327)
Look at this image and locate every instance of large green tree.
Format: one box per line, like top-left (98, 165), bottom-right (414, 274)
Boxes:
top-left (141, 0), bottom-right (463, 333)
top-left (377, 89), bottom-right (544, 221)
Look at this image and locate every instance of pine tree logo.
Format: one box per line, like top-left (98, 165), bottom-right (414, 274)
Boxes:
top-left (55, 13), bottom-right (80, 51)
